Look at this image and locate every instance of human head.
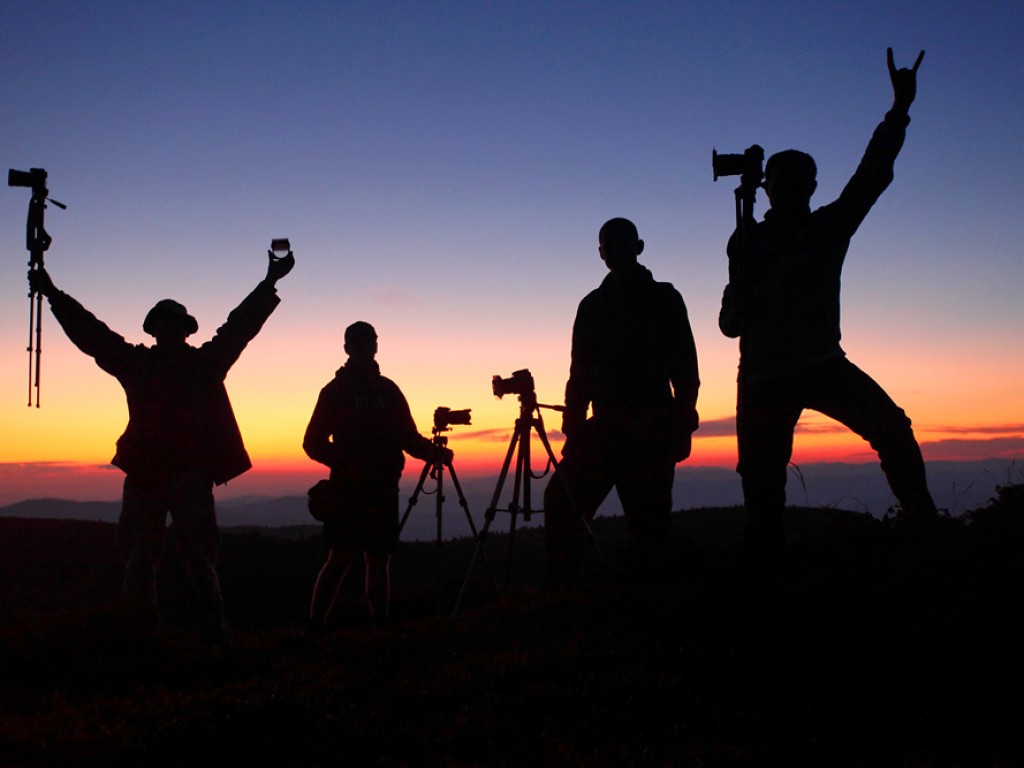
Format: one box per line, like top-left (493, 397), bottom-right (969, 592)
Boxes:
top-left (344, 321), bottom-right (378, 360)
top-left (143, 299), bottom-right (198, 343)
top-left (598, 217), bottom-right (644, 271)
top-left (764, 150), bottom-right (818, 212)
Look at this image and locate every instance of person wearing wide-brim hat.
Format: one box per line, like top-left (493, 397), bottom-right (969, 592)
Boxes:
top-left (30, 249), bottom-right (294, 643)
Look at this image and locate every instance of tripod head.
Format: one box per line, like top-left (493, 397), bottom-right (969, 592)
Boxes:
top-left (9, 168), bottom-right (66, 262)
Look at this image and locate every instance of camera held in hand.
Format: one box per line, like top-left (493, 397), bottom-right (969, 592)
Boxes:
top-left (434, 406), bottom-right (472, 431)
top-left (492, 369), bottom-right (535, 400)
top-left (712, 145), bottom-right (765, 186)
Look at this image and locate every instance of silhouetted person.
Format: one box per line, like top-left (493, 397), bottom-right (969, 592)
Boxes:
top-left (304, 321), bottom-right (450, 632)
top-left (29, 251), bottom-right (294, 643)
top-left (719, 49), bottom-right (937, 561)
top-left (544, 218), bottom-right (700, 588)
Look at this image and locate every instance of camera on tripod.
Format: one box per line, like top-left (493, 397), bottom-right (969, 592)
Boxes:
top-left (491, 369), bottom-right (535, 399)
top-left (712, 145), bottom-right (765, 184)
top-left (434, 406), bottom-right (471, 431)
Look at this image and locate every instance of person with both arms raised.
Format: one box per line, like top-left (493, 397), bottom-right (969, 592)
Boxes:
top-left (30, 249), bottom-right (294, 643)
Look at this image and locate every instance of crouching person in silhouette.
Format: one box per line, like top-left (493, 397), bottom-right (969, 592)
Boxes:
top-left (544, 218), bottom-right (700, 589)
top-left (304, 322), bottom-right (450, 633)
top-left (719, 49), bottom-right (937, 563)
top-left (29, 249), bottom-right (294, 643)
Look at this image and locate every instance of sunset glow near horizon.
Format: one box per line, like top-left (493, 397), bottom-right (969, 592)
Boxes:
top-left (2, 2), bottom-right (1022, 507)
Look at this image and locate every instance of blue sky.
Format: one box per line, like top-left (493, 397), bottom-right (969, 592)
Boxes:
top-left (2, 1), bottom-right (1022, 503)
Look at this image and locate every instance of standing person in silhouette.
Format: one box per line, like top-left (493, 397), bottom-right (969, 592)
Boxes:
top-left (544, 218), bottom-right (700, 589)
top-left (29, 249), bottom-right (294, 643)
top-left (303, 321), bottom-right (450, 633)
top-left (719, 49), bottom-right (937, 561)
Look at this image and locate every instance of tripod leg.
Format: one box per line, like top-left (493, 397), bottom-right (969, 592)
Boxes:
top-left (434, 463), bottom-right (444, 608)
top-left (503, 424), bottom-right (532, 589)
top-left (397, 460), bottom-right (432, 539)
top-left (534, 412), bottom-right (606, 591)
top-left (447, 461), bottom-right (497, 587)
top-left (27, 290), bottom-right (36, 407)
top-left (536, 416), bottom-right (591, 546)
top-left (365, 461), bottom-right (432, 612)
top-left (493, 414), bottom-right (536, 590)
top-left (34, 291), bottom-right (42, 407)
top-left (485, 425), bottom-right (520, 523)
top-left (453, 428), bottom-right (520, 617)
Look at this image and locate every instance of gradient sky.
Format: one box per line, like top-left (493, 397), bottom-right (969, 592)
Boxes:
top-left (3, 1), bottom-right (1022, 506)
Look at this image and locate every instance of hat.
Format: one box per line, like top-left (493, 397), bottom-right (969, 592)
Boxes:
top-left (143, 299), bottom-right (198, 338)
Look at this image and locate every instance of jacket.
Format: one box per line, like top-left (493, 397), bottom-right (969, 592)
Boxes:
top-left (565, 262), bottom-right (700, 441)
top-left (48, 281), bottom-right (280, 484)
top-left (303, 359), bottom-right (434, 485)
top-left (720, 110), bottom-right (911, 382)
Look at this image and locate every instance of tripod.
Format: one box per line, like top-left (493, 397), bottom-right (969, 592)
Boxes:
top-left (8, 168), bottom-right (66, 407)
top-left (364, 415), bottom-right (494, 615)
top-left (398, 427), bottom-right (495, 606)
top-left (453, 386), bottom-right (566, 617)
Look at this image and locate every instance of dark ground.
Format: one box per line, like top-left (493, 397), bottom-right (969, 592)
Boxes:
top-left (1, 486), bottom-right (1022, 767)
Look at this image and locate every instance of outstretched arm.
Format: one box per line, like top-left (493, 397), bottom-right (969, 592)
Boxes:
top-left (202, 250), bottom-right (294, 372)
top-left (28, 267), bottom-right (133, 374)
top-left (830, 48), bottom-right (924, 231)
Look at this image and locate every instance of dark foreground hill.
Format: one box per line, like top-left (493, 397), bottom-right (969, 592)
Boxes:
top-left (1, 487), bottom-right (1022, 767)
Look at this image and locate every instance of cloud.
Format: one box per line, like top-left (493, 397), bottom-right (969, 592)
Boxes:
top-left (457, 427), bottom-right (564, 443)
top-left (0, 461), bottom-right (118, 476)
top-left (697, 419), bottom-right (1024, 442)
top-left (694, 417), bottom-right (736, 438)
top-left (458, 427), bottom-right (516, 442)
top-left (0, 462), bottom-right (122, 507)
top-left (920, 437), bottom-right (1024, 461)
top-left (694, 416), bottom-right (844, 438)
top-left (925, 424), bottom-right (1024, 436)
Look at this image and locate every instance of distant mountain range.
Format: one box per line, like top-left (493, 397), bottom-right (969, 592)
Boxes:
top-left (1, 459), bottom-right (1016, 541)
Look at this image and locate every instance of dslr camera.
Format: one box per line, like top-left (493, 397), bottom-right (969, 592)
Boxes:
top-left (712, 145), bottom-right (765, 184)
top-left (434, 406), bottom-right (472, 430)
top-left (8, 168), bottom-right (48, 192)
top-left (492, 369), bottom-right (535, 399)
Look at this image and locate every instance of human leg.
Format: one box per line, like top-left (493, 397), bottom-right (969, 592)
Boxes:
top-left (364, 551), bottom-right (390, 618)
top-left (543, 427), bottom-right (614, 588)
top-left (118, 475), bottom-right (169, 607)
top-left (615, 458), bottom-right (676, 586)
top-left (616, 459), bottom-right (675, 542)
top-left (168, 471), bottom-right (230, 643)
top-left (736, 376), bottom-right (803, 559)
top-left (807, 358), bottom-right (937, 519)
top-left (309, 548), bottom-right (355, 632)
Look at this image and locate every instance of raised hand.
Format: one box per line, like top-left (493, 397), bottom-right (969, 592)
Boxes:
top-left (266, 249), bottom-right (295, 285)
top-left (888, 47), bottom-right (924, 113)
top-left (28, 266), bottom-right (57, 298)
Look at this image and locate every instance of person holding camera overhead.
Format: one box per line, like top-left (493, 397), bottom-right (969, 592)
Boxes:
top-left (544, 218), bottom-right (700, 590)
top-left (719, 49), bottom-right (938, 562)
top-left (303, 321), bottom-right (451, 633)
top-left (29, 247), bottom-right (295, 644)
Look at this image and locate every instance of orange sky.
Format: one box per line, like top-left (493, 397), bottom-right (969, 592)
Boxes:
top-left (2, 283), bottom-right (1022, 509)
